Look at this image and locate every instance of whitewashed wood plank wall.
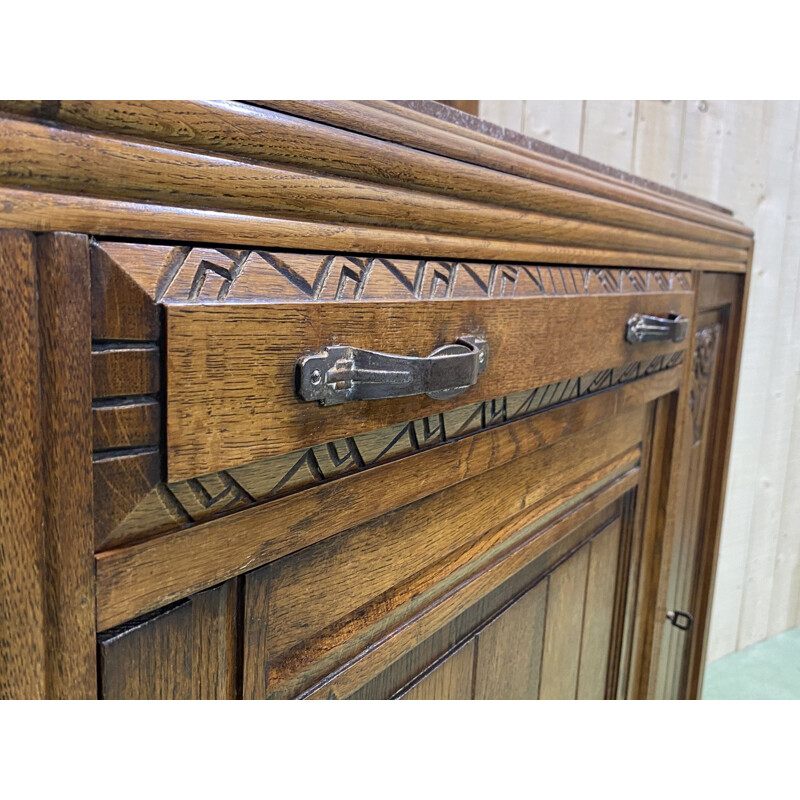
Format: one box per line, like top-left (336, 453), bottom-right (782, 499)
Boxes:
top-left (479, 101), bottom-right (800, 662)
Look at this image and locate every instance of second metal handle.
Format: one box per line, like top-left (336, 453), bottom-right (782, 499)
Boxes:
top-left (626, 313), bottom-right (689, 344)
top-left (297, 335), bottom-right (489, 407)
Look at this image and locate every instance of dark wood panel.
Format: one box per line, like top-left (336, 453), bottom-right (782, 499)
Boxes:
top-left (328, 481), bottom-right (631, 699)
top-left (241, 407), bottom-right (642, 698)
top-left (401, 641), bottom-right (476, 700)
top-left (0, 115), bottom-right (747, 264)
top-left (0, 100), bottom-right (744, 249)
top-left (0, 230), bottom-right (45, 699)
top-left (473, 580), bottom-right (548, 699)
top-left (93, 397), bottom-right (160, 452)
top-left (260, 102), bottom-right (748, 235)
top-left (92, 345), bottom-right (159, 399)
top-left (95, 372), bottom-right (669, 630)
top-left (37, 233), bottom-right (96, 698)
top-left (99, 580), bottom-right (238, 700)
top-left (165, 293), bottom-right (691, 478)
top-left (0, 186), bottom-right (745, 273)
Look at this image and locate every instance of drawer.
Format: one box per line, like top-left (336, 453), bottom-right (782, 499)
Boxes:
top-left (167, 290), bottom-right (692, 480)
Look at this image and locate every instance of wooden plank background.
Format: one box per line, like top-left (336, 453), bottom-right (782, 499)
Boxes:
top-left (480, 101), bottom-right (800, 662)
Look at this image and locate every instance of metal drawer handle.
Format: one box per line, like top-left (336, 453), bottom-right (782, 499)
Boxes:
top-left (626, 313), bottom-right (689, 344)
top-left (296, 335), bottom-right (489, 407)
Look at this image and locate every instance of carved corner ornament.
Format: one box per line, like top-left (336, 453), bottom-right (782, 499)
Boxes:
top-left (689, 324), bottom-right (722, 444)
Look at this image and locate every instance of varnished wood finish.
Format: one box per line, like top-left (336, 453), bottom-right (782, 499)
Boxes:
top-left (261, 102), bottom-right (748, 235)
top-left (165, 293), bottom-right (691, 478)
top-left (95, 375), bottom-right (673, 632)
top-left (0, 187), bottom-right (746, 274)
top-left (472, 581), bottom-right (547, 700)
top-left (342, 494), bottom-right (631, 701)
top-left (309, 472), bottom-right (638, 699)
top-left (37, 233), bottom-right (96, 698)
top-left (0, 230), bottom-right (46, 699)
top-left (99, 579), bottom-right (238, 700)
top-left (241, 406), bottom-right (643, 699)
top-left (402, 642), bottom-right (476, 700)
top-left (0, 101), bottom-right (752, 700)
top-left (0, 115), bottom-right (748, 267)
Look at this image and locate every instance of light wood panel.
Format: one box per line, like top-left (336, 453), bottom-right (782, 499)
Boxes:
top-left (580, 101), bottom-right (637, 173)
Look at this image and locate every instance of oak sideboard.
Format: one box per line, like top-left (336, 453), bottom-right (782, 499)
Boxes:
top-left (0, 101), bottom-right (750, 699)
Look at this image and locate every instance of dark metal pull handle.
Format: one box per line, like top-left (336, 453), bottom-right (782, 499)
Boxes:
top-left (626, 313), bottom-right (689, 344)
top-left (666, 610), bottom-right (694, 631)
top-left (296, 335), bottom-right (489, 407)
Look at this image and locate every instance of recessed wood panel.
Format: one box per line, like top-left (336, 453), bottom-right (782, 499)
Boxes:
top-left (473, 580), bottom-right (548, 699)
top-left (576, 518), bottom-right (623, 699)
top-left (539, 546), bottom-right (592, 699)
top-left (99, 580), bottom-right (237, 700)
top-left (402, 642), bottom-right (476, 700)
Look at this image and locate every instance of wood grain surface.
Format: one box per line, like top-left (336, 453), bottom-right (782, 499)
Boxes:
top-left (37, 233), bottom-right (96, 698)
top-left (0, 230), bottom-right (46, 699)
top-left (95, 369), bottom-right (676, 632)
top-left (165, 292), bottom-right (692, 478)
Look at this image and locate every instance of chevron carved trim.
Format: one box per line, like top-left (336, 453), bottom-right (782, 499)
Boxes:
top-left (96, 350), bottom-right (684, 550)
top-left (94, 242), bottom-right (694, 305)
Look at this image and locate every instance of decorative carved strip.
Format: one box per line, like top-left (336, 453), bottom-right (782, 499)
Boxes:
top-left (95, 241), bottom-right (693, 305)
top-left (689, 324), bottom-right (722, 444)
top-left (95, 351), bottom-right (683, 550)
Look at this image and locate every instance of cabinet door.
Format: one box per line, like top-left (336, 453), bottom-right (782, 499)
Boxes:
top-left (364, 498), bottom-right (632, 700)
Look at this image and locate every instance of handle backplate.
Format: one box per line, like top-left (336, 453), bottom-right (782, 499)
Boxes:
top-left (297, 335), bottom-right (489, 406)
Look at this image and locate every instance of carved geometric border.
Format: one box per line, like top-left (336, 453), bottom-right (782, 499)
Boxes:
top-left (99, 350), bottom-right (684, 549)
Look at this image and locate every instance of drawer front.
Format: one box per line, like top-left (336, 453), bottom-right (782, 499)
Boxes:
top-left (167, 291), bottom-right (692, 480)
top-left (93, 241), bottom-right (692, 482)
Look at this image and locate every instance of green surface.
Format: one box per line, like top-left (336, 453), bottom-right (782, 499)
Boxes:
top-left (702, 625), bottom-right (800, 699)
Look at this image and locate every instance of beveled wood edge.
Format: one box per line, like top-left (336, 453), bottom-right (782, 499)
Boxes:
top-left (687, 268), bottom-right (749, 698)
top-left (390, 101), bottom-right (734, 218)
top-left (0, 101), bottom-right (749, 253)
top-left (0, 113), bottom-right (747, 265)
top-left (302, 467), bottom-right (640, 699)
top-left (94, 366), bottom-right (681, 631)
top-left (257, 101), bottom-right (750, 237)
top-left (0, 187), bottom-right (749, 274)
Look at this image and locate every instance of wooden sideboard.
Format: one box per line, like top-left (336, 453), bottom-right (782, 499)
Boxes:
top-left (0, 101), bottom-right (750, 700)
